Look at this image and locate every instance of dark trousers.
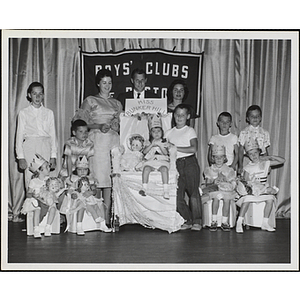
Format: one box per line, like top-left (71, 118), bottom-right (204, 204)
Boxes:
top-left (176, 155), bottom-right (202, 225)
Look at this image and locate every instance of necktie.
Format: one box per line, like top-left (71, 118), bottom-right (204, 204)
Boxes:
top-left (137, 93), bottom-right (140, 99)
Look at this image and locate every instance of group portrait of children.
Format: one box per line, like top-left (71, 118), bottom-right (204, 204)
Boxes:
top-left (14, 64), bottom-right (286, 239)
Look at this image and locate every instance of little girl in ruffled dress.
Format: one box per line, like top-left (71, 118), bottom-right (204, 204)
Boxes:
top-left (61, 155), bottom-right (111, 234)
top-left (203, 144), bottom-right (237, 232)
top-left (139, 114), bottom-right (171, 199)
top-left (21, 154), bottom-right (59, 238)
top-left (235, 138), bottom-right (285, 233)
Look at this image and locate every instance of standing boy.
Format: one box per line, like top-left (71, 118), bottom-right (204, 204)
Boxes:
top-left (165, 104), bottom-right (202, 231)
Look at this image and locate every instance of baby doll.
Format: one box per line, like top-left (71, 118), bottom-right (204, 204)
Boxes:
top-left (120, 134), bottom-right (145, 171)
top-left (39, 177), bottom-right (66, 208)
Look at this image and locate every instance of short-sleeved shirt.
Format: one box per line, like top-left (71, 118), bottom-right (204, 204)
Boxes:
top-left (59, 137), bottom-right (94, 177)
top-left (209, 133), bottom-right (238, 166)
top-left (238, 125), bottom-right (270, 154)
top-left (165, 125), bottom-right (197, 159)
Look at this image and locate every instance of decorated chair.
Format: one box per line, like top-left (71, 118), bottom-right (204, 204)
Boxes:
top-left (111, 111), bottom-right (184, 233)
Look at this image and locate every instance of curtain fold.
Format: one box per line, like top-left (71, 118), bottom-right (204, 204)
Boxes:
top-left (7, 37), bottom-right (291, 219)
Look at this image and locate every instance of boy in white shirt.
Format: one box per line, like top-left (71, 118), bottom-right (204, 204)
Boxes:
top-left (165, 104), bottom-right (202, 231)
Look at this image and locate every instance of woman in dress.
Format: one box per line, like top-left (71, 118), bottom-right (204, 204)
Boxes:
top-left (167, 79), bottom-right (197, 127)
top-left (73, 69), bottom-right (122, 225)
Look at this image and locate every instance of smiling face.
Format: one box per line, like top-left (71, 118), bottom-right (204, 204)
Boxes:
top-left (98, 76), bottom-right (112, 95)
top-left (172, 84), bottom-right (185, 102)
top-left (174, 108), bottom-right (190, 129)
top-left (246, 148), bottom-right (260, 163)
top-left (131, 139), bottom-right (143, 152)
top-left (131, 73), bottom-right (147, 93)
top-left (28, 86), bottom-right (44, 108)
top-left (213, 155), bottom-right (226, 167)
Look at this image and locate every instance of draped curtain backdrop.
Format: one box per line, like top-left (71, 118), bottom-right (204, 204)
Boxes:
top-left (8, 38), bottom-right (291, 219)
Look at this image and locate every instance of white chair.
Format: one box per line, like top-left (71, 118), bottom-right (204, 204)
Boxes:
top-left (244, 202), bottom-right (276, 228)
top-left (111, 113), bottom-right (184, 233)
top-left (201, 198), bottom-right (237, 228)
top-left (26, 210), bottom-right (60, 236)
top-left (67, 201), bottom-right (106, 233)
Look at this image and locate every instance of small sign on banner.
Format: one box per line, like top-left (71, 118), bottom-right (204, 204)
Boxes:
top-left (124, 98), bottom-right (167, 116)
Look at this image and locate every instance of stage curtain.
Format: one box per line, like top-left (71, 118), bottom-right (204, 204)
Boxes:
top-left (7, 37), bottom-right (291, 220)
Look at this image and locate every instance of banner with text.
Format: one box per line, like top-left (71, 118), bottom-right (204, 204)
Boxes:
top-left (81, 49), bottom-right (203, 115)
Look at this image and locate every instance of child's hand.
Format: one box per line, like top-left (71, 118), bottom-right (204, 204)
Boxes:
top-left (18, 158), bottom-right (28, 170)
top-left (111, 119), bottom-right (119, 132)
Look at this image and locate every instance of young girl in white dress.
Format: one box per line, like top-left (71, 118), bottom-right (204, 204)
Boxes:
top-left (21, 154), bottom-right (58, 238)
top-left (235, 138), bottom-right (285, 233)
top-left (139, 114), bottom-right (171, 199)
top-left (203, 144), bottom-right (237, 232)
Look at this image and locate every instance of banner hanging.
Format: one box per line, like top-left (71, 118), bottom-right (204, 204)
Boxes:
top-left (81, 48), bottom-right (204, 115)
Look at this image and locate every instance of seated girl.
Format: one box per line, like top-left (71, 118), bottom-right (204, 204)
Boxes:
top-left (60, 155), bottom-right (100, 235)
top-left (203, 144), bottom-right (237, 232)
top-left (21, 154), bottom-right (61, 238)
top-left (235, 138), bottom-right (285, 233)
top-left (69, 177), bottom-right (111, 233)
top-left (139, 114), bottom-right (171, 199)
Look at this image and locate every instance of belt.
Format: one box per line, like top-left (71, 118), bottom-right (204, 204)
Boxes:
top-left (176, 154), bottom-right (195, 161)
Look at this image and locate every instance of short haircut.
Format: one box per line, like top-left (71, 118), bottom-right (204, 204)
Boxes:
top-left (217, 111), bottom-right (232, 122)
top-left (246, 105), bottom-right (262, 118)
top-left (131, 68), bottom-right (146, 79)
top-left (167, 79), bottom-right (189, 104)
top-left (95, 68), bottom-right (113, 86)
top-left (71, 119), bottom-right (88, 132)
top-left (173, 103), bottom-right (191, 116)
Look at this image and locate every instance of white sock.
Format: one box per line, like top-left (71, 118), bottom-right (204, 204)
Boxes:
top-left (142, 183), bottom-right (148, 190)
top-left (237, 216), bottom-right (244, 224)
top-left (263, 217), bottom-right (269, 225)
top-left (77, 222), bottom-right (82, 228)
top-left (212, 215), bottom-right (217, 222)
top-left (95, 217), bottom-right (101, 223)
top-left (222, 216), bottom-right (228, 224)
top-left (163, 184), bottom-right (169, 191)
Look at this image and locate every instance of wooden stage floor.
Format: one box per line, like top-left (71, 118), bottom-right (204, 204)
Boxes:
top-left (6, 219), bottom-right (291, 268)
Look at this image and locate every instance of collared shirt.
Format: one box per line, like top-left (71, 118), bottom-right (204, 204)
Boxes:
top-left (133, 90), bottom-right (145, 99)
top-left (238, 125), bottom-right (270, 154)
top-left (16, 104), bottom-right (57, 159)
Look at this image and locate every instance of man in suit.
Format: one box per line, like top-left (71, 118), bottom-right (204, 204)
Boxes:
top-left (117, 68), bottom-right (158, 109)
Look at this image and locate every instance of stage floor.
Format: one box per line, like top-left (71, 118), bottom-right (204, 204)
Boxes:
top-left (6, 219), bottom-right (291, 268)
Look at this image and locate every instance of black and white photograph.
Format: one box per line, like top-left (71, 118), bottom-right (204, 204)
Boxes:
top-left (1, 30), bottom-right (298, 273)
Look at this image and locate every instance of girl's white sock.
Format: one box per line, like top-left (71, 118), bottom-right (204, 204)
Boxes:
top-left (142, 183), bottom-right (148, 190)
top-left (163, 184), bottom-right (169, 191)
top-left (212, 215), bottom-right (218, 222)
